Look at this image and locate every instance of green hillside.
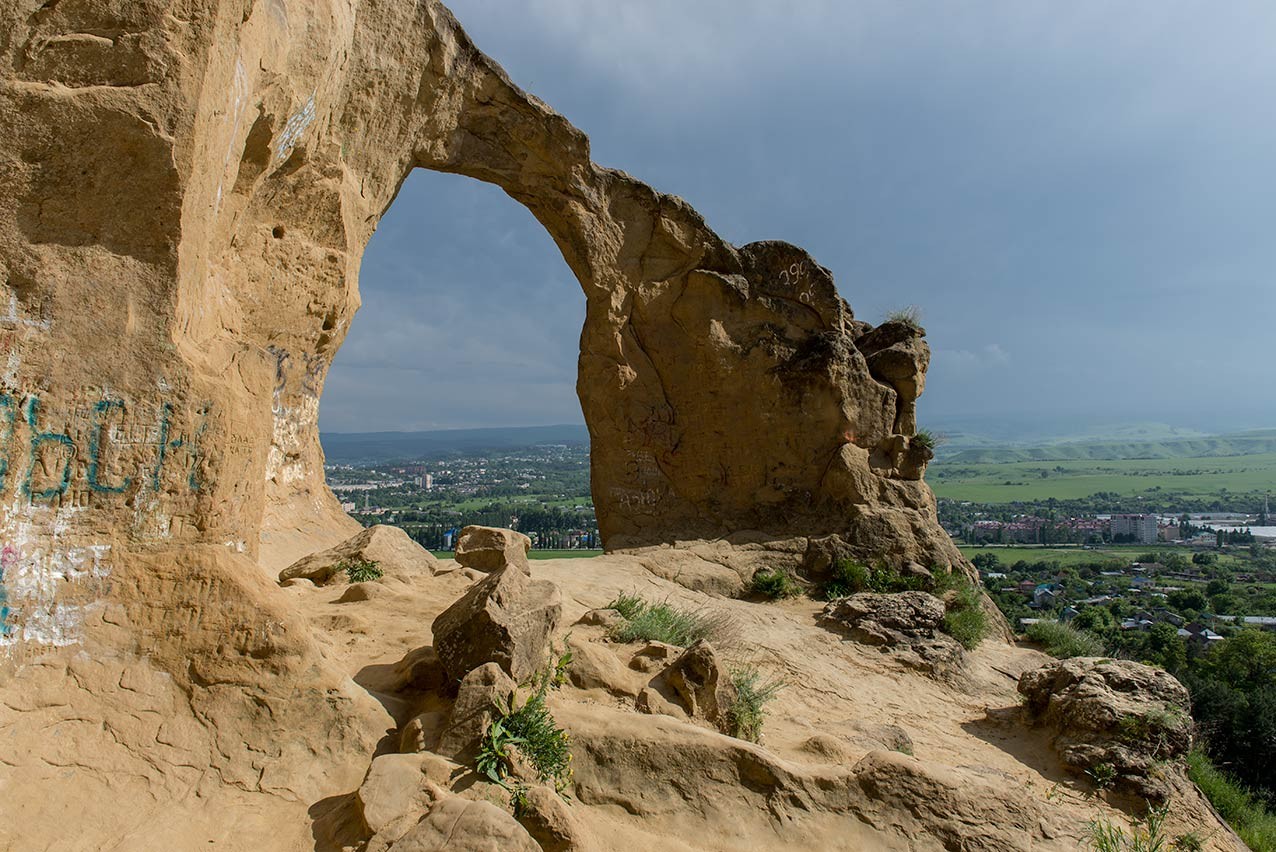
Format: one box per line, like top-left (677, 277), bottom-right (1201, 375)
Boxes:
top-left (943, 429), bottom-right (1276, 464)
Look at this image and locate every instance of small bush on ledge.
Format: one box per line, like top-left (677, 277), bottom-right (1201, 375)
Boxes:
top-left (935, 571), bottom-right (988, 650)
top-left (338, 558), bottom-right (383, 583)
top-left (750, 569), bottom-right (801, 600)
top-left (1025, 619), bottom-right (1105, 659)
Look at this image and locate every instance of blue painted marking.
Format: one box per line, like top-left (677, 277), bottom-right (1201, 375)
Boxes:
top-left (23, 395), bottom-right (75, 501)
top-left (87, 398), bottom-right (132, 494)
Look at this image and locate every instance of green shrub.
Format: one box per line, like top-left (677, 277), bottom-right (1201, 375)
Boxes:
top-left (1086, 761), bottom-right (1117, 791)
top-left (823, 558), bottom-right (928, 599)
top-left (477, 656), bottom-right (574, 794)
top-left (1024, 619), bottom-right (1105, 658)
top-left (605, 594), bottom-right (723, 647)
top-left (751, 569), bottom-right (801, 600)
top-left (339, 558), bottom-right (383, 583)
top-left (938, 571), bottom-right (988, 650)
top-left (823, 559), bottom-right (870, 599)
top-left (726, 667), bottom-right (784, 743)
top-left (1187, 749), bottom-right (1276, 851)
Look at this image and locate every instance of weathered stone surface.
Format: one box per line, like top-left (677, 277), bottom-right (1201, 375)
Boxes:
top-left (279, 525), bottom-right (438, 586)
top-left (515, 785), bottom-right (588, 852)
top-left (1018, 657), bottom-right (1193, 800)
top-left (454, 525), bottom-right (531, 573)
top-left (390, 793), bottom-right (541, 852)
top-left (636, 640), bottom-right (737, 732)
top-left (565, 634), bottom-right (641, 697)
top-left (399, 710), bottom-right (446, 754)
top-left (820, 592), bottom-right (966, 680)
top-left (436, 663), bottom-right (516, 760)
top-left (430, 564), bottom-right (562, 683)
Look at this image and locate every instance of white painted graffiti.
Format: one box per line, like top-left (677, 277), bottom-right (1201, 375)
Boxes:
top-left (275, 93), bottom-right (316, 162)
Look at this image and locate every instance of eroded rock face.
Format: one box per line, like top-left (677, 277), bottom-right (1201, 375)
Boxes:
top-left (1018, 657), bottom-right (1193, 801)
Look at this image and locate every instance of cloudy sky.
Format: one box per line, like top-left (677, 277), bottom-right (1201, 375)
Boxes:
top-left (320, 2), bottom-right (1276, 437)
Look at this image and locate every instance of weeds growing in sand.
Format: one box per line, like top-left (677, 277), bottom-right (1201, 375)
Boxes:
top-left (726, 667), bottom-right (784, 743)
top-left (605, 594), bottom-right (728, 647)
top-left (339, 558), bottom-right (383, 583)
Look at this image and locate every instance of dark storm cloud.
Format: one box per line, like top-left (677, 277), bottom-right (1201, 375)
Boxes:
top-left (320, 1), bottom-right (1276, 434)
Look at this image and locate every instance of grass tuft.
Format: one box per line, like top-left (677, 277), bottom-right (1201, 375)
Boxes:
top-left (726, 666), bottom-right (784, 743)
top-left (750, 569), bottom-right (802, 600)
top-left (936, 571), bottom-right (988, 650)
top-left (605, 594), bottom-right (726, 647)
top-left (1024, 619), bottom-right (1106, 658)
top-left (886, 305), bottom-right (923, 329)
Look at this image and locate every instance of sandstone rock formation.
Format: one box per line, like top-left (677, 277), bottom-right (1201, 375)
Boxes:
top-left (455, 525), bottom-right (532, 573)
top-left (430, 563), bottom-right (562, 683)
top-left (0, 0), bottom-right (1235, 849)
top-left (279, 524), bottom-right (438, 585)
top-left (1018, 657), bottom-right (1194, 801)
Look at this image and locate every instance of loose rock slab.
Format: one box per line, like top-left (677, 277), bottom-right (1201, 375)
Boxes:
top-left (455, 525), bottom-right (532, 573)
top-left (431, 564), bottom-right (563, 683)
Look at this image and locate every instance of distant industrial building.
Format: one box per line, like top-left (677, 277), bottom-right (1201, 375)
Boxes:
top-left (1111, 513), bottom-right (1158, 544)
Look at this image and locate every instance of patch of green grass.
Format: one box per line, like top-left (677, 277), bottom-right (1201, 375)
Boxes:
top-left (750, 569), bottom-right (801, 600)
top-left (823, 558), bottom-right (928, 599)
top-left (1187, 749), bottom-right (1276, 851)
top-left (338, 558), bottom-right (383, 583)
top-left (605, 594), bottom-right (723, 647)
top-left (1086, 761), bottom-right (1117, 791)
top-left (931, 451), bottom-right (1276, 502)
top-left (726, 667), bottom-right (784, 743)
top-left (1024, 619), bottom-right (1106, 658)
top-left (937, 571), bottom-right (988, 650)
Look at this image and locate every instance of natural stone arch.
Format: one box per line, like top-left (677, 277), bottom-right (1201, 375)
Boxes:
top-left (0, 0), bottom-right (957, 800)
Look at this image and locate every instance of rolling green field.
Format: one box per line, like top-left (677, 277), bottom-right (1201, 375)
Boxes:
top-left (930, 451), bottom-right (1276, 502)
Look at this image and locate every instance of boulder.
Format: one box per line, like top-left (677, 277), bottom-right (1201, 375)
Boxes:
top-left (1018, 657), bottom-right (1193, 800)
top-left (455, 526), bottom-right (532, 573)
top-left (638, 640), bottom-right (737, 733)
top-left (389, 793), bottom-right (541, 852)
top-left (431, 564), bottom-right (563, 683)
top-left (565, 635), bottom-right (642, 698)
top-left (575, 608), bottom-right (624, 631)
top-left (357, 753), bottom-right (462, 843)
top-left (278, 525), bottom-right (438, 586)
top-left (819, 592), bottom-right (966, 681)
top-left (399, 711), bottom-right (447, 755)
top-left (628, 642), bottom-right (681, 674)
top-left (437, 663), bottom-right (517, 760)
top-left (515, 785), bottom-right (589, 852)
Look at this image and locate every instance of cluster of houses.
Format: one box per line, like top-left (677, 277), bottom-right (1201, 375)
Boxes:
top-left (996, 559), bottom-right (1276, 648)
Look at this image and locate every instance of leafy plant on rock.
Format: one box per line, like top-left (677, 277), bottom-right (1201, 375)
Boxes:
top-left (339, 558), bottom-right (383, 583)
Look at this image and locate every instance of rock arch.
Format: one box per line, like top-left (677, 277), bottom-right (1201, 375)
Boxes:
top-left (0, 0), bottom-right (954, 645)
top-left (0, 0), bottom-right (957, 796)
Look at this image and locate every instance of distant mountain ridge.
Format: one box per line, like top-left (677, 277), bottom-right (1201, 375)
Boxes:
top-left (321, 424), bottom-right (589, 462)
top-left (941, 428), bottom-right (1276, 464)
